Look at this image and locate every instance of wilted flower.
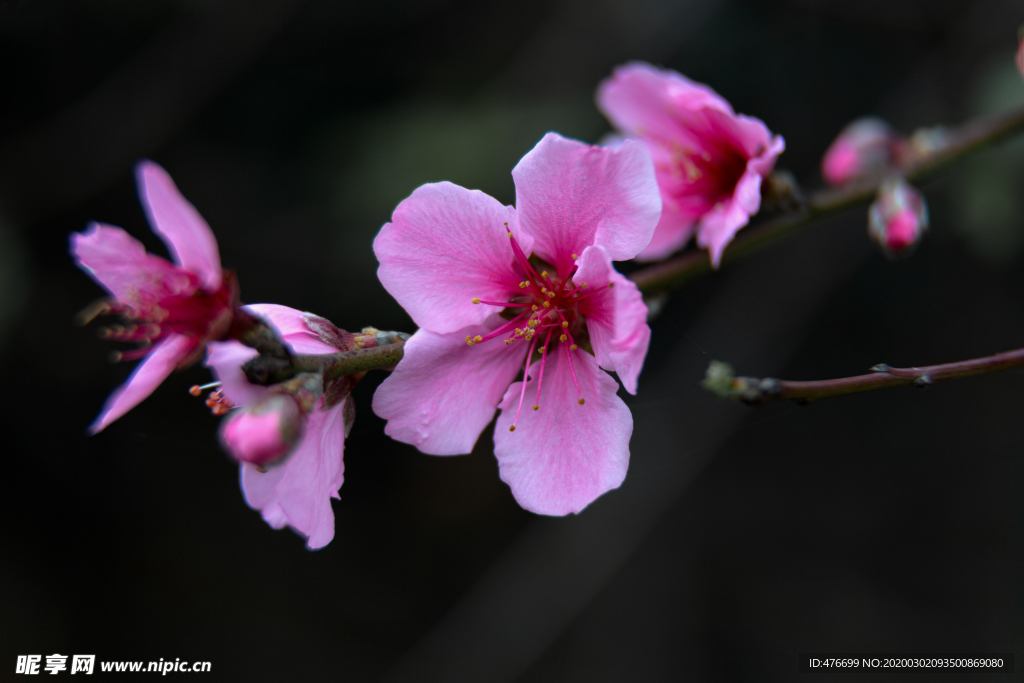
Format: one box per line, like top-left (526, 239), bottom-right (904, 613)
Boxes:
top-left (373, 132), bottom-right (660, 515)
top-left (207, 304), bottom-right (354, 550)
top-left (821, 117), bottom-right (907, 187)
top-left (597, 61), bottom-right (785, 265)
top-left (868, 178), bottom-right (929, 258)
top-left (71, 161), bottom-right (235, 434)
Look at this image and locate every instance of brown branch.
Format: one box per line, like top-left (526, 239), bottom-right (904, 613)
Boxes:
top-left (630, 104), bottom-right (1024, 295)
top-left (703, 348), bottom-right (1024, 405)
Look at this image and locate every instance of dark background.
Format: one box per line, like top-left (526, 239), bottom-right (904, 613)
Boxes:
top-left (2, 0), bottom-right (1023, 680)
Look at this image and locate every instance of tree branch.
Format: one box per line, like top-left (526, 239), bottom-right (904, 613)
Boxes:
top-left (703, 347), bottom-right (1024, 405)
top-left (242, 341), bottom-right (406, 386)
top-left (630, 104), bottom-right (1024, 295)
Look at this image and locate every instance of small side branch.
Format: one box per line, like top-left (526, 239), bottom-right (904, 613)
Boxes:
top-left (703, 347), bottom-right (1024, 405)
top-left (243, 341), bottom-right (406, 386)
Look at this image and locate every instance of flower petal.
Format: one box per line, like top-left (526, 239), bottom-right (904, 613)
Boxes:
top-left (372, 315), bottom-right (527, 455)
top-left (494, 349), bottom-right (632, 516)
top-left (70, 223), bottom-right (197, 307)
top-left (240, 397), bottom-right (347, 550)
top-left (374, 182), bottom-right (528, 334)
top-left (513, 133), bottom-right (661, 274)
top-left (205, 340), bottom-right (266, 407)
top-left (695, 168), bottom-right (763, 268)
top-left (634, 205), bottom-right (697, 262)
top-left (244, 303), bottom-right (337, 355)
top-left (88, 333), bottom-right (195, 434)
top-left (597, 61), bottom-right (734, 142)
top-left (136, 161), bottom-right (222, 292)
top-left (575, 245), bottom-right (651, 394)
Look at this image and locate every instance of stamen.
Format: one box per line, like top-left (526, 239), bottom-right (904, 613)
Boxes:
top-left (560, 334), bottom-right (567, 342)
top-left (542, 301), bottom-right (550, 308)
top-left (475, 311), bottom-right (531, 344)
top-left (473, 299), bottom-right (530, 308)
top-left (571, 253), bottom-right (577, 260)
top-left (510, 333), bottom-right (539, 432)
top-left (534, 328), bottom-right (553, 411)
top-left (466, 335), bottom-right (474, 346)
top-left (472, 298), bottom-right (480, 304)
top-left (561, 321), bottom-right (568, 328)
top-left (563, 342), bottom-right (584, 405)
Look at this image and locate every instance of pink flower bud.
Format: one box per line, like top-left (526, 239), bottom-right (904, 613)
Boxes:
top-left (219, 393), bottom-right (306, 466)
top-left (868, 178), bottom-right (929, 258)
top-left (821, 118), bottom-right (905, 187)
top-left (1017, 33), bottom-right (1024, 79)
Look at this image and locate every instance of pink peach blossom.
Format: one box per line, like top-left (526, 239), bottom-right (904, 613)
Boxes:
top-left (597, 61), bottom-right (785, 265)
top-left (207, 304), bottom-right (351, 550)
top-left (71, 161), bottom-right (233, 434)
top-left (372, 132), bottom-right (660, 515)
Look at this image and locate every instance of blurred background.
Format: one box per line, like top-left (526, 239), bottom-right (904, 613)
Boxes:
top-left (2, 0), bottom-right (1023, 680)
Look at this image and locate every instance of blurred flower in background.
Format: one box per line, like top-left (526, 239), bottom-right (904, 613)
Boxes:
top-left (597, 61), bottom-right (784, 265)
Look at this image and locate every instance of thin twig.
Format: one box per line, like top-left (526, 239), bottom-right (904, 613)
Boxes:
top-left (630, 104), bottom-right (1024, 295)
top-left (703, 347), bottom-right (1024, 405)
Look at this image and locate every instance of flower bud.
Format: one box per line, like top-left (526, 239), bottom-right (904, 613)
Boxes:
top-left (219, 393), bottom-right (306, 466)
top-left (868, 178), bottom-right (929, 258)
top-left (821, 118), bottom-right (905, 186)
top-left (1017, 29), bottom-right (1024, 78)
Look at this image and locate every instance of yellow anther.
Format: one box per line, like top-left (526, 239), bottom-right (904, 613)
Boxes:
top-left (559, 334), bottom-right (567, 342)
top-left (529, 319), bottom-right (538, 327)
top-left (505, 339), bottom-right (513, 345)
top-left (465, 335), bottom-right (475, 346)
top-left (570, 344), bottom-right (578, 351)
top-left (532, 405), bottom-right (539, 411)
top-left (473, 335), bottom-right (483, 343)
top-left (561, 321), bottom-right (568, 328)
top-left (541, 271), bottom-right (548, 278)
top-left (608, 282), bottom-right (615, 288)
top-left (519, 282), bottom-right (527, 288)
top-left (508, 232), bottom-right (513, 237)
top-left (546, 291), bottom-right (555, 298)
top-left (542, 301), bottom-right (550, 307)
top-left (532, 305), bottom-right (538, 311)
top-left (571, 253), bottom-right (577, 259)
top-left (471, 297), bottom-right (481, 304)
top-left (540, 287), bottom-right (547, 294)
top-left (578, 398), bottom-right (585, 405)
top-left (509, 425), bottom-right (516, 432)
top-left (581, 282), bottom-right (588, 288)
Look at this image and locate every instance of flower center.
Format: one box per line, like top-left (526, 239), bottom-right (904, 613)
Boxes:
top-left (468, 225), bottom-right (612, 432)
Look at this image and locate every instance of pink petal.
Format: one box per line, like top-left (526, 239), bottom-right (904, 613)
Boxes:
top-left (596, 62), bottom-right (734, 142)
top-left (634, 205), bottom-right (698, 262)
top-left (696, 167), bottom-right (763, 268)
top-left (88, 333), bottom-right (195, 434)
top-left (136, 161), bottom-right (222, 292)
top-left (512, 133), bottom-right (661, 275)
top-left (70, 223), bottom-right (197, 307)
top-left (240, 397), bottom-right (347, 550)
top-left (575, 245), bottom-right (651, 395)
top-left (205, 340), bottom-right (266, 407)
top-left (372, 315), bottom-right (527, 455)
top-left (494, 349), bottom-right (632, 516)
top-left (374, 182), bottom-right (528, 334)
top-left (245, 304), bottom-right (337, 355)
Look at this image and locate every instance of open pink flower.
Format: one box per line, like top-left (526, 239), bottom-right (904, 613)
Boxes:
top-left (597, 61), bottom-right (785, 265)
top-left (372, 132), bottom-right (660, 515)
top-left (71, 161), bottom-right (234, 434)
top-left (207, 304), bottom-right (352, 550)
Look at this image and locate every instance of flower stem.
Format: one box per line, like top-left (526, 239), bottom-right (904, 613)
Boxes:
top-left (629, 104), bottom-right (1024, 295)
top-left (703, 347), bottom-right (1024, 405)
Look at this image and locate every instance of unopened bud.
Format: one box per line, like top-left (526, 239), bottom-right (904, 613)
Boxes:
top-left (219, 393), bottom-right (306, 466)
top-left (868, 178), bottom-right (928, 258)
top-left (1017, 26), bottom-right (1024, 78)
top-left (821, 118), bottom-right (905, 187)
